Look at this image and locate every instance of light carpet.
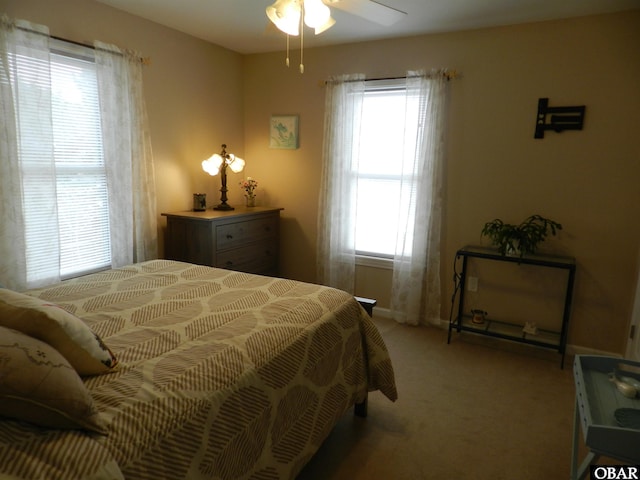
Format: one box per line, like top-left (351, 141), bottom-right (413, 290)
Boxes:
top-left (298, 316), bottom-right (588, 479)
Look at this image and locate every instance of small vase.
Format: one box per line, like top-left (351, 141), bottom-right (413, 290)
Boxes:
top-left (192, 193), bottom-right (206, 211)
top-left (245, 195), bottom-right (256, 207)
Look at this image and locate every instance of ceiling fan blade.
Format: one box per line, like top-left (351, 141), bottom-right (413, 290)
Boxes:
top-left (325, 0), bottom-right (407, 26)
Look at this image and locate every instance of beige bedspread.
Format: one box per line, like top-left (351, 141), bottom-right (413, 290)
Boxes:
top-left (0, 260), bottom-right (397, 479)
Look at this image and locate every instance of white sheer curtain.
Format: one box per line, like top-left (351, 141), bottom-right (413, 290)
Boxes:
top-left (316, 73), bottom-right (365, 293)
top-left (0, 18), bottom-right (157, 290)
top-left (0, 18), bottom-right (54, 289)
top-left (390, 70), bottom-right (448, 326)
top-left (317, 70), bottom-right (448, 326)
top-left (95, 41), bottom-right (158, 268)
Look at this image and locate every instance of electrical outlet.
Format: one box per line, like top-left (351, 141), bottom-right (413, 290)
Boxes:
top-left (467, 276), bottom-right (478, 292)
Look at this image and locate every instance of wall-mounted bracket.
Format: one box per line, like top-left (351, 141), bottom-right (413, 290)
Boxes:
top-left (534, 97), bottom-right (585, 139)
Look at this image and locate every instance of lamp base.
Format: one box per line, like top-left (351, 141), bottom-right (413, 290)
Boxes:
top-left (213, 203), bottom-right (234, 211)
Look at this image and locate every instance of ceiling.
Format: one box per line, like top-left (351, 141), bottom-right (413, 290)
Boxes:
top-left (95, 0), bottom-right (639, 54)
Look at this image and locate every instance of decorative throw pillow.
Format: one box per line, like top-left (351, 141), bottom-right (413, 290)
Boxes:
top-left (0, 326), bottom-right (107, 434)
top-left (0, 288), bottom-right (117, 376)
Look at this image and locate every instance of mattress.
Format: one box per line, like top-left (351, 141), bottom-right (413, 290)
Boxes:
top-left (0, 260), bottom-right (397, 479)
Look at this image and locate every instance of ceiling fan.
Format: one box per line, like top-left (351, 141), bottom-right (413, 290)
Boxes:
top-left (324, 0), bottom-right (407, 26)
top-left (265, 0), bottom-right (406, 72)
top-left (266, 0), bottom-right (406, 35)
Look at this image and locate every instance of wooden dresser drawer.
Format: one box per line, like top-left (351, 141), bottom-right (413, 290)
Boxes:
top-left (215, 238), bottom-right (278, 274)
top-left (216, 215), bottom-right (278, 250)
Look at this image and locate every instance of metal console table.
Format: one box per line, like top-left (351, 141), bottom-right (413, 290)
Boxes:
top-left (447, 245), bottom-right (576, 368)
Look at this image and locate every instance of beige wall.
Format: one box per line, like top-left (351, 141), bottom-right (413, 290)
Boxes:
top-left (3, 0), bottom-right (640, 354)
top-left (243, 12), bottom-right (640, 355)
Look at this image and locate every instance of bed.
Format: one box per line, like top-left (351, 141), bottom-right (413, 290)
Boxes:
top-left (0, 259), bottom-right (397, 479)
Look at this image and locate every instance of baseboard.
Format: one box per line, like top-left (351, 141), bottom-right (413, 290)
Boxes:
top-left (372, 306), bottom-right (392, 319)
top-left (372, 308), bottom-right (621, 358)
top-left (565, 344), bottom-right (621, 358)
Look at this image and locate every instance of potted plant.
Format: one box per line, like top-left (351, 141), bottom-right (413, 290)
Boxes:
top-left (481, 214), bottom-right (562, 257)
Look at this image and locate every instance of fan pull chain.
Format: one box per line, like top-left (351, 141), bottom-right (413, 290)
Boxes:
top-left (299, 5), bottom-right (304, 73)
top-left (300, 27), bottom-right (304, 73)
top-left (286, 34), bottom-right (290, 67)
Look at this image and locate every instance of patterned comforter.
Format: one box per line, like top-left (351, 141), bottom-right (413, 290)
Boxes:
top-left (0, 260), bottom-right (397, 479)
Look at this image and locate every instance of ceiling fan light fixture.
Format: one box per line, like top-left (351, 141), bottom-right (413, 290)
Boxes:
top-left (313, 16), bottom-right (335, 34)
top-left (266, 0), bottom-right (336, 73)
top-left (303, 0), bottom-right (335, 33)
top-left (266, 0), bottom-right (301, 36)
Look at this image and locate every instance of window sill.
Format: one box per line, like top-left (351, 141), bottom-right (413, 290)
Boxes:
top-left (355, 255), bottom-right (393, 270)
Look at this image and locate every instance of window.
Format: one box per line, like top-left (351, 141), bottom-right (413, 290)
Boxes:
top-left (318, 70), bottom-right (446, 322)
top-left (353, 80), bottom-right (416, 258)
top-left (1, 20), bottom-right (156, 291)
top-left (16, 41), bottom-right (111, 283)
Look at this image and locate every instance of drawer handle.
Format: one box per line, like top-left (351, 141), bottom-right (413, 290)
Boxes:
top-left (226, 234), bottom-right (233, 239)
top-left (225, 261), bottom-right (233, 267)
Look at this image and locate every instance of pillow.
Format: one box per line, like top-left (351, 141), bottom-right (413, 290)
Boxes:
top-left (0, 288), bottom-right (117, 376)
top-left (0, 326), bottom-right (107, 434)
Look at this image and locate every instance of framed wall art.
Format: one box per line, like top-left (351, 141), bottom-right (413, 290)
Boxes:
top-left (270, 115), bottom-right (299, 149)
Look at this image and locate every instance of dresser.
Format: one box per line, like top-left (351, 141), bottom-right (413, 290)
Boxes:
top-left (162, 207), bottom-right (283, 276)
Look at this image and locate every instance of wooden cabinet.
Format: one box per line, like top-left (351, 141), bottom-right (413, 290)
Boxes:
top-left (162, 207), bottom-right (283, 276)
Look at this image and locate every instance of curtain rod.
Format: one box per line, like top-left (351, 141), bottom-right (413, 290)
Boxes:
top-left (322, 69), bottom-right (460, 86)
top-left (12, 22), bottom-right (150, 66)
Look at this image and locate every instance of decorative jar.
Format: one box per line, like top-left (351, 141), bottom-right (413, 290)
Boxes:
top-left (193, 193), bottom-right (206, 211)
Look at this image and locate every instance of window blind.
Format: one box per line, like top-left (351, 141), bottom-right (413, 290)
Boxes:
top-left (15, 40), bottom-right (111, 283)
top-left (353, 83), bottom-right (417, 257)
